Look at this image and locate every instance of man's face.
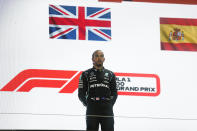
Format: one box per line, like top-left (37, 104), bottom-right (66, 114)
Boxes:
top-left (92, 51), bottom-right (105, 67)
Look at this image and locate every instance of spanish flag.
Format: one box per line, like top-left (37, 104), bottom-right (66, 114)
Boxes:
top-left (160, 17), bottom-right (197, 52)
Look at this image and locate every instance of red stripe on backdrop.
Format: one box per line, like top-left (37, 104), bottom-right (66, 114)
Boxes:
top-left (160, 18), bottom-right (197, 26)
top-left (99, 0), bottom-right (122, 2)
top-left (161, 42), bottom-right (197, 51)
top-left (132, 0), bottom-right (197, 5)
top-left (99, 0), bottom-right (197, 4)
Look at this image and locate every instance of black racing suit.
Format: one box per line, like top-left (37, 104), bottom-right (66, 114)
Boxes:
top-left (78, 67), bottom-right (117, 131)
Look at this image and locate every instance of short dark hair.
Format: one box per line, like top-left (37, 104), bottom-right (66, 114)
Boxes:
top-left (92, 50), bottom-right (103, 59)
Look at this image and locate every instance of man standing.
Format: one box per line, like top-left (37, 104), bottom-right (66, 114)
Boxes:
top-left (78, 50), bottom-right (118, 131)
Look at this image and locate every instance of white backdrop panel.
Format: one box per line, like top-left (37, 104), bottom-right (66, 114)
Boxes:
top-left (0, 0), bottom-right (197, 130)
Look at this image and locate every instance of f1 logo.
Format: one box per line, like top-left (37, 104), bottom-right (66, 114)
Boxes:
top-left (0, 69), bottom-right (82, 93)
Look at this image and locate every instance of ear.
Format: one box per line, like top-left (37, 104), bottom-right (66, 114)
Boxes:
top-left (92, 57), bottom-right (95, 63)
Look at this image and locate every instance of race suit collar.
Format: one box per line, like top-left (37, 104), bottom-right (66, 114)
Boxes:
top-left (93, 66), bottom-right (105, 72)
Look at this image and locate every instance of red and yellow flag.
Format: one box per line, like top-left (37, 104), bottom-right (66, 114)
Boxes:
top-left (160, 17), bottom-right (197, 52)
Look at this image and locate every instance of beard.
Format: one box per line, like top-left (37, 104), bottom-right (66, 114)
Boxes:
top-left (94, 62), bottom-right (103, 67)
top-left (96, 63), bottom-right (102, 67)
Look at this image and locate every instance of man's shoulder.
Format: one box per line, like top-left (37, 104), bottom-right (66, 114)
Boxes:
top-left (104, 68), bottom-right (115, 76)
top-left (104, 68), bottom-right (113, 72)
top-left (82, 68), bottom-right (93, 75)
top-left (83, 68), bottom-right (93, 73)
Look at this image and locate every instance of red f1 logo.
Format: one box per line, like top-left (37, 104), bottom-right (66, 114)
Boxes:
top-left (0, 69), bottom-right (82, 93)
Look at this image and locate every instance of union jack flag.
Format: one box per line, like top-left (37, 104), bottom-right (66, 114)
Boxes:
top-left (49, 5), bottom-right (111, 41)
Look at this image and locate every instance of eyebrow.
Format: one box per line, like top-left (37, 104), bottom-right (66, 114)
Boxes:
top-left (94, 54), bottom-right (104, 57)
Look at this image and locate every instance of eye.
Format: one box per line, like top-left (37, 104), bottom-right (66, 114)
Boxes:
top-left (95, 55), bottom-right (99, 57)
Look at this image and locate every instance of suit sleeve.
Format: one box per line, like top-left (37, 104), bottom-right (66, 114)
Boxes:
top-left (78, 72), bottom-right (88, 106)
top-left (110, 72), bottom-right (118, 106)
